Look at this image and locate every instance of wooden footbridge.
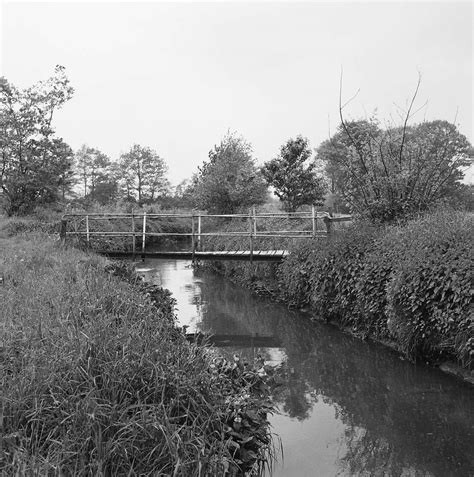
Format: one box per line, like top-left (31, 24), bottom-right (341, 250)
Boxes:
top-left (60, 208), bottom-right (351, 262)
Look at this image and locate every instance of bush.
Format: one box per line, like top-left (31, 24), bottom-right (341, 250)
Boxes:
top-left (385, 210), bottom-right (473, 366)
top-left (1, 218), bottom-right (60, 237)
top-left (277, 209), bottom-right (473, 368)
top-left (279, 224), bottom-right (378, 323)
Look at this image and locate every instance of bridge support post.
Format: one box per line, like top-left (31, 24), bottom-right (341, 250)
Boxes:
top-left (131, 212), bottom-right (136, 256)
top-left (323, 215), bottom-right (332, 235)
top-left (86, 215), bottom-right (90, 246)
top-left (73, 217), bottom-right (78, 237)
top-left (248, 208), bottom-right (254, 263)
top-left (191, 215), bottom-right (196, 263)
top-left (142, 212), bottom-right (147, 257)
top-left (252, 206), bottom-right (257, 236)
top-left (197, 215), bottom-right (201, 251)
top-left (60, 219), bottom-right (67, 243)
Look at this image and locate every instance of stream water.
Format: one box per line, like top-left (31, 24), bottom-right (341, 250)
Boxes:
top-left (137, 259), bottom-right (474, 477)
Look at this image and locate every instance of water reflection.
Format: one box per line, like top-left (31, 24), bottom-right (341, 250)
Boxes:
top-left (141, 259), bottom-right (474, 477)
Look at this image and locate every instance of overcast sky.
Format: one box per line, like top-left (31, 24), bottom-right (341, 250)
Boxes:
top-left (1, 1), bottom-right (472, 185)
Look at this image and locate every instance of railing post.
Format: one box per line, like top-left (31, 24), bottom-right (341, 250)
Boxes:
top-left (131, 211), bottom-right (136, 255)
top-left (252, 206), bottom-right (257, 236)
top-left (191, 215), bottom-right (196, 263)
top-left (197, 214), bottom-right (202, 251)
top-left (312, 205), bottom-right (316, 237)
top-left (323, 215), bottom-right (332, 235)
top-left (142, 212), bottom-right (147, 254)
top-left (248, 208), bottom-right (254, 263)
top-left (86, 215), bottom-right (90, 245)
top-left (60, 219), bottom-right (68, 242)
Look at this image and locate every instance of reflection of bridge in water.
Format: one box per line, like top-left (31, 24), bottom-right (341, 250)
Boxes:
top-left (60, 210), bottom-right (352, 262)
top-left (186, 333), bottom-right (282, 348)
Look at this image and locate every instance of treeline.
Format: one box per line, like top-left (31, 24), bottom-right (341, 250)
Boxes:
top-left (1, 67), bottom-right (473, 222)
top-left (73, 143), bottom-right (170, 206)
top-left (52, 132), bottom-right (328, 215)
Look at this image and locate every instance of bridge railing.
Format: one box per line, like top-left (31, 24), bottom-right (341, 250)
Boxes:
top-left (60, 208), bottom-right (352, 257)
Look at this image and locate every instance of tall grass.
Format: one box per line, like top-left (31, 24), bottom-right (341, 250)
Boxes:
top-left (0, 234), bottom-right (275, 475)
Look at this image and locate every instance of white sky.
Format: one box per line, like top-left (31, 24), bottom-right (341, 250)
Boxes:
top-left (1, 1), bottom-right (473, 186)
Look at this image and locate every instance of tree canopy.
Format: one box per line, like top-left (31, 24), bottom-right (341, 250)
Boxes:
top-left (0, 66), bottom-right (74, 215)
top-left (75, 145), bottom-right (119, 203)
top-left (191, 132), bottom-right (268, 214)
top-left (118, 144), bottom-right (169, 204)
top-left (261, 136), bottom-right (326, 212)
top-left (316, 118), bottom-right (473, 222)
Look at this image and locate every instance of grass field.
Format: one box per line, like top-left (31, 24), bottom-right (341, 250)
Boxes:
top-left (0, 226), bottom-right (276, 475)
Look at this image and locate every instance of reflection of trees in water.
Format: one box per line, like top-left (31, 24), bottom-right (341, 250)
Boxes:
top-left (271, 364), bottom-right (316, 421)
top-left (185, 282), bottom-right (205, 318)
top-left (340, 425), bottom-right (440, 477)
top-left (196, 271), bottom-right (308, 339)
top-left (284, 328), bottom-right (474, 476)
top-left (196, 271), bottom-right (474, 476)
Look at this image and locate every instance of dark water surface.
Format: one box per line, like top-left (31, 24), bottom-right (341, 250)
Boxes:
top-left (137, 259), bottom-right (474, 477)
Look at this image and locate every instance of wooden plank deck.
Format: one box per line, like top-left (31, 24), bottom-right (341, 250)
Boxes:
top-left (97, 250), bottom-right (289, 261)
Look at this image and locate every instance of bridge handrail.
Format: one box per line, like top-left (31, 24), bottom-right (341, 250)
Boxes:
top-left (61, 212), bottom-right (333, 219)
top-left (60, 210), bottom-right (352, 258)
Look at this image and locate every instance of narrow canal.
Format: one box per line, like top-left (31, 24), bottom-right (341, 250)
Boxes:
top-left (138, 259), bottom-right (474, 477)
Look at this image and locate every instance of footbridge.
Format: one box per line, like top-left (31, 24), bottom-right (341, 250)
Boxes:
top-left (60, 209), bottom-right (351, 262)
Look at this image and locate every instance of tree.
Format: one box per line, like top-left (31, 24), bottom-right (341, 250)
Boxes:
top-left (86, 161), bottom-right (121, 205)
top-left (56, 142), bottom-right (77, 200)
top-left (317, 75), bottom-right (474, 222)
top-left (191, 132), bottom-right (268, 214)
top-left (75, 145), bottom-right (116, 200)
top-left (118, 144), bottom-right (169, 204)
top-left (317, 118), bottom-right (472, 222)
top-left (0, 66), bottom-right (74, 215)
top-left (261, 136), bottom-right (326, 212)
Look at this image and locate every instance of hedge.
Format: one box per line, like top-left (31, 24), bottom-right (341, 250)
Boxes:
top-left (278, 209), bottom-right (473, 368)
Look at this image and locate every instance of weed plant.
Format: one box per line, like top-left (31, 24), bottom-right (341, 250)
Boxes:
top-left (0, 234), bottom-right (276, 475)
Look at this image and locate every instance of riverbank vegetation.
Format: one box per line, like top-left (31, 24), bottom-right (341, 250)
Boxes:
top-left (202, 208), bottom-right (473, 371)
top-left (0, 231), bottom-right (276, 475)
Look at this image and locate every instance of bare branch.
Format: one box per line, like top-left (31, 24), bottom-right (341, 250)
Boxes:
top-left (453, 106), bottom-right (459, 125)
top-left (408, 100), bottom-right (428, 120)
top-left (341, 88), bottom-right (361, 110)
top-left (399, 73), bottom-right (422, 166)
top-left (338, 69), bottom-right (369, 175)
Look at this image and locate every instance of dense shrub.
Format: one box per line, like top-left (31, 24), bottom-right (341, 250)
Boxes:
top-left (278, 224), bottom-right (378, 318)
top-left (277, 209), bottom-right (473, 368)
top-left (1, 218), bottom-right (60, 236)
top-left (384, 211), bottom-right (473, 366)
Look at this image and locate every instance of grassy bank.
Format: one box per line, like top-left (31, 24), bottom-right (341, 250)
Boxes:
top-left (0, 231), bottom-right (275, 475)
top-left (202, 209), bottom-right (473, 372)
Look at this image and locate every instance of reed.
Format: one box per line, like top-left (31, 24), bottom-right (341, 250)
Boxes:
top-left (0, 232), bottom-right (276, 475)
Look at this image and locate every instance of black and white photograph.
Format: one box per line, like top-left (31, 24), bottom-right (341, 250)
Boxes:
top-left (1, 1), bottom-right (473, 475)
